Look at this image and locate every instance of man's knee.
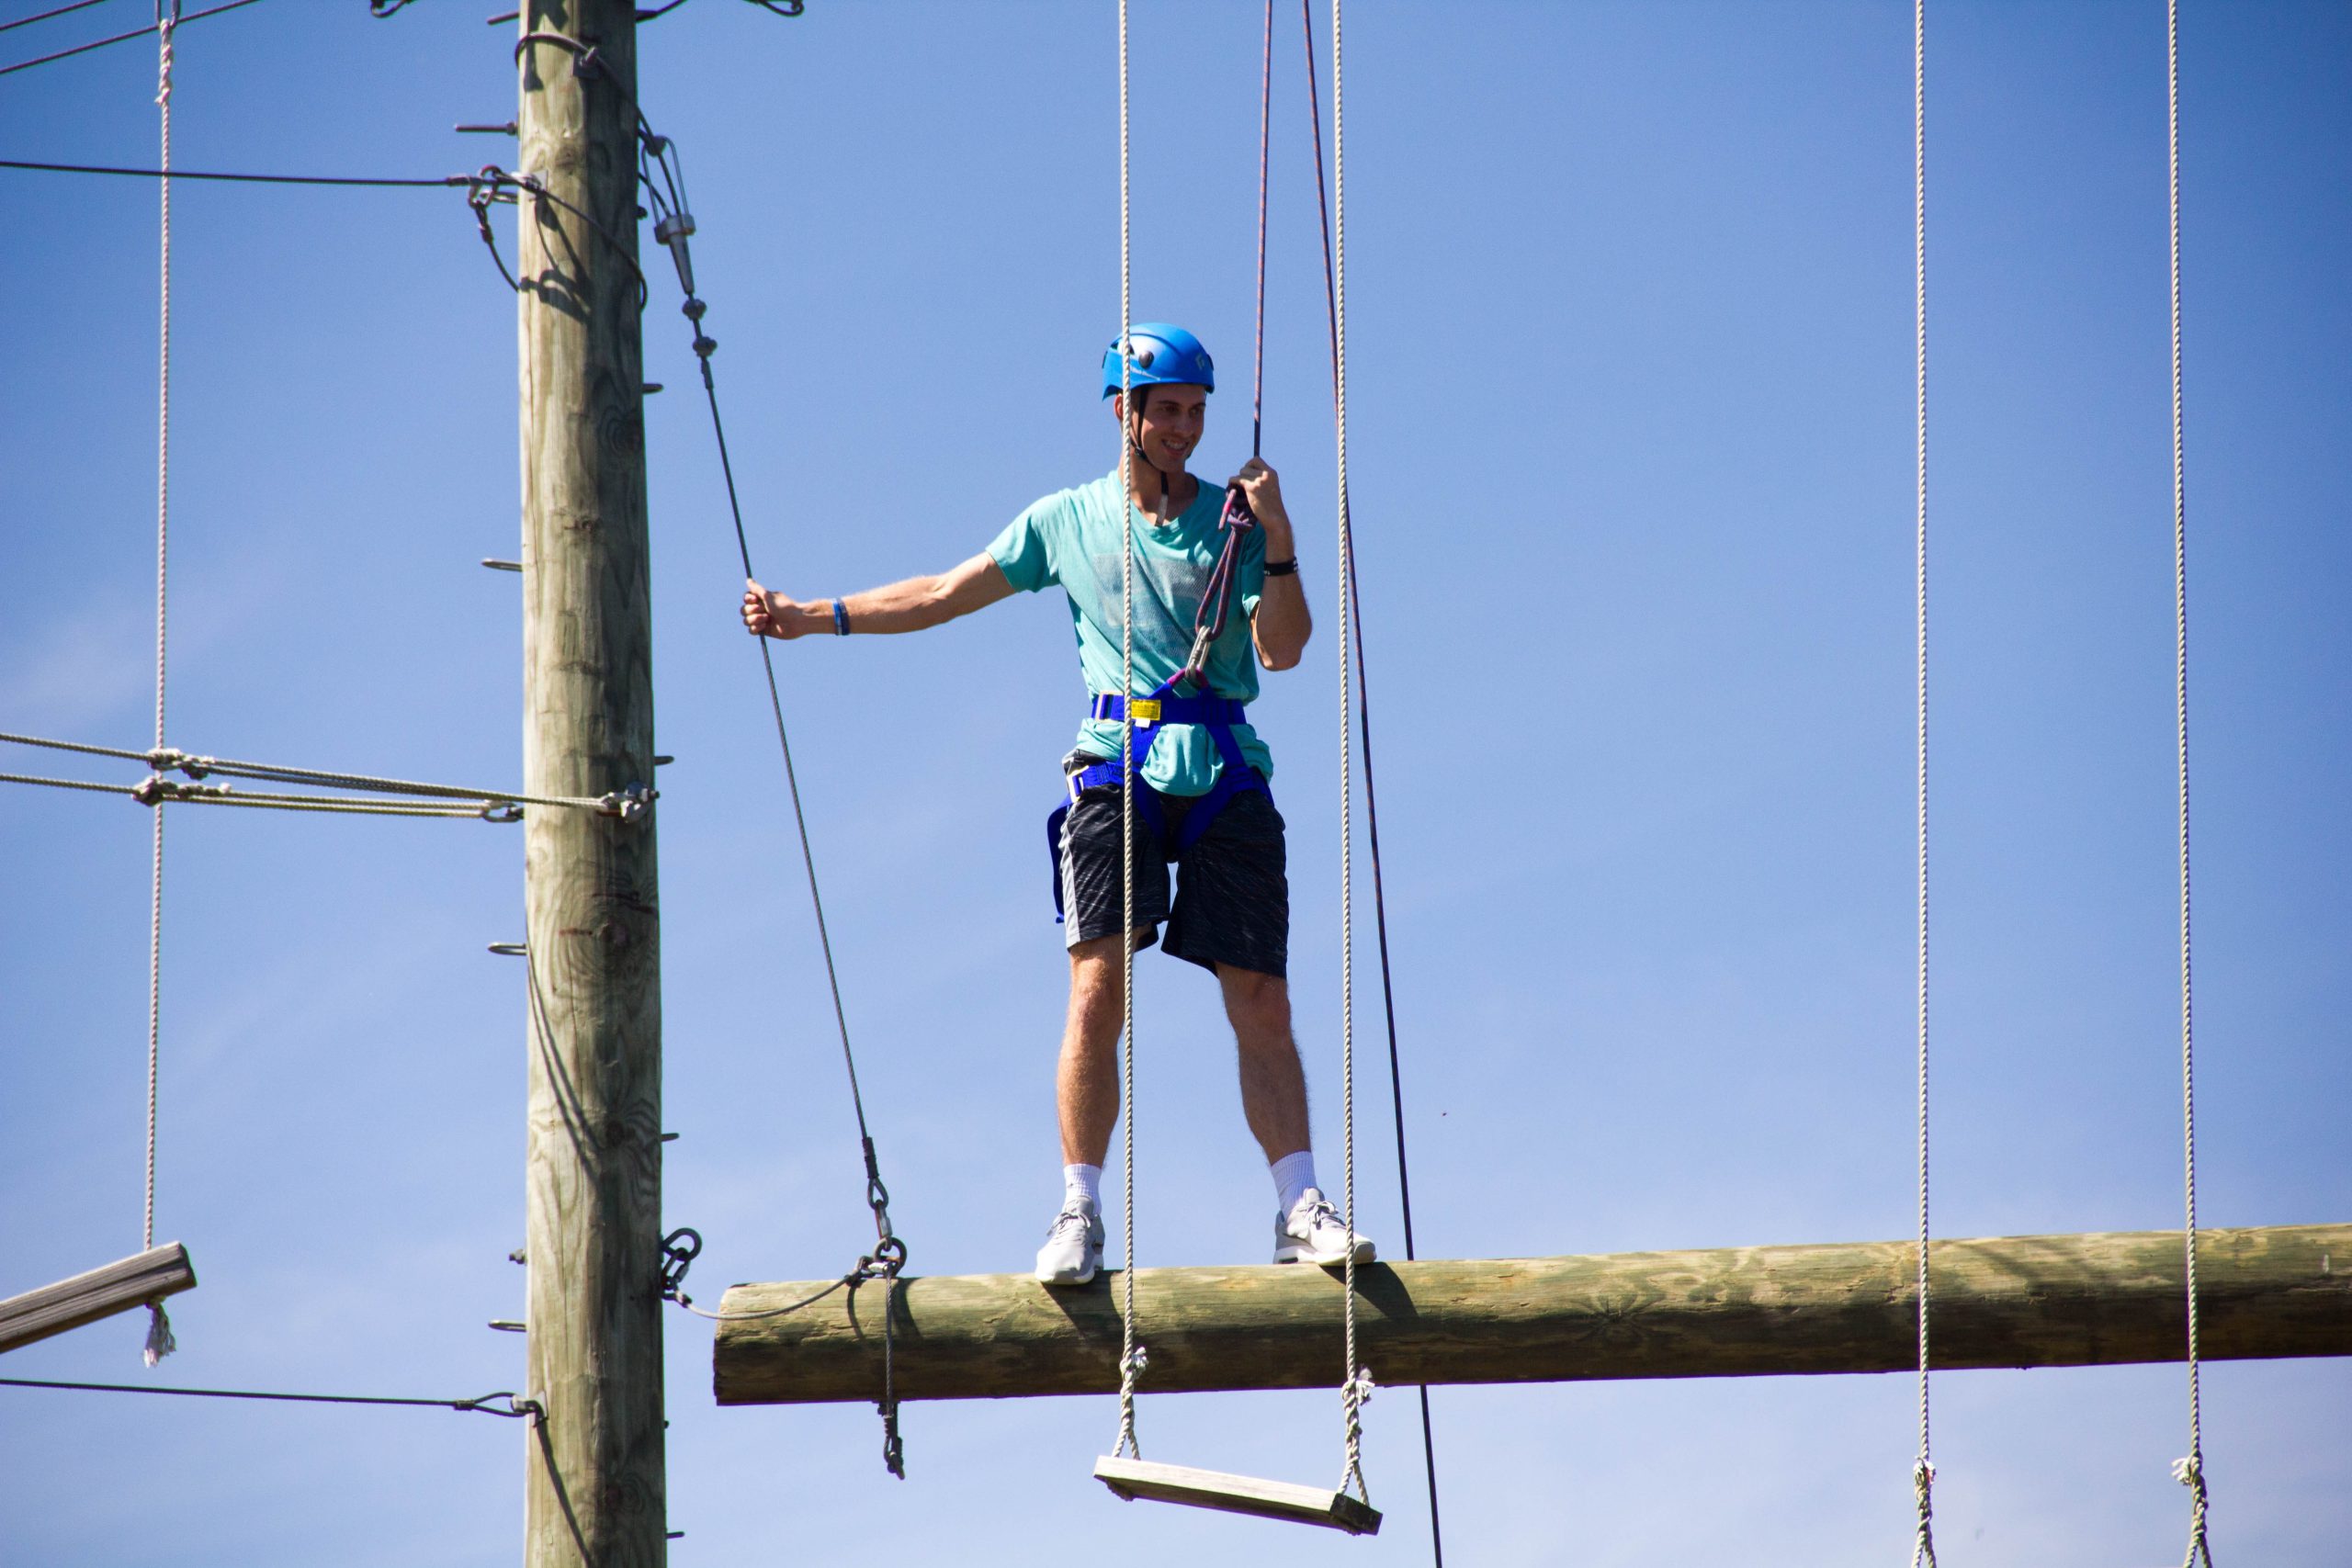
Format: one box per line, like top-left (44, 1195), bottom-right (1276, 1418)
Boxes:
top-left (1219, 964), bottom-right (1292, 1042)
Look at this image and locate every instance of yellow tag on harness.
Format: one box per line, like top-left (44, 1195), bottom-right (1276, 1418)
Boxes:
top-left (1127, 699), bottom-right (1162, 724)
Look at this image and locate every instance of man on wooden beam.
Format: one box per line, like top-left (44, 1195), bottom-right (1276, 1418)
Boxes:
top-left (741, 322), bottom-right (1374, 1286)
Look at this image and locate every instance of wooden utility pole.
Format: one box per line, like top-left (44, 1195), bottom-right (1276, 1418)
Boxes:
top-left (715, 1223), bottom-right (2352, 1404)
top-left (517, 4), bottom-right (664, 1564)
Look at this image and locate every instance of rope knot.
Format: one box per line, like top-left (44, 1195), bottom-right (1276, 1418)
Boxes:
top-left (1342, 1367), bottom-right (1376, 1410)
top-left (1123, 1345), bottom-right (1148, 1377)
top-left (2171, 1454), bottom-right (2204, 1489)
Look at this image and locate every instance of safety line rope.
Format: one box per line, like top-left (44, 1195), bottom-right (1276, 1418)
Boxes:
top-left (1296, 2), bottom-right (1434, 1550)
top-left (1112, 0), bottom-right (1142, 1466)
top-left (141, 0), bottom-right (179, 1372)
top-left (0, 1375), bottom-right (539, 1418)
top-left (2165, 5), bottom-right (2214, 1563)
top-left (0, 0), bottom-right (257, 77)
top-left (646, 85), bottom-right (903, 1472)
top-left (1909, 3), bottom-right (1937, 1563)
top-left (1330, 0), bottom-right (1371, 1508)
top-left (1250, 0), bottom-right (1272, 459)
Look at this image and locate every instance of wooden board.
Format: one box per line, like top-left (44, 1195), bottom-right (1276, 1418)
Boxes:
top-left (713, 1223), bottom-right (2352, 1404)
top-left (1094, 1455), bottom-right (1382, 1535)
top-left (0, 1243), bottom-right (197, 1355)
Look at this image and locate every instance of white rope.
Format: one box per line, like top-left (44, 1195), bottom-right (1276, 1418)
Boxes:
top-left (2165, 5), bottom-right (2213, 1563)
top-left (1907, 1), bottom-right (1935, 1559)
top-left (144, 0), bottom-right (180, 1370)
top-left (1112, 0), bottom-right (1142, 1465)
top-left (1332, 0), bottom-right (1368, 1507)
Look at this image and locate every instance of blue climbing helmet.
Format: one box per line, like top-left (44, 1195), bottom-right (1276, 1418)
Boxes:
top-left (1100, 322), bottom-right (1216, 400)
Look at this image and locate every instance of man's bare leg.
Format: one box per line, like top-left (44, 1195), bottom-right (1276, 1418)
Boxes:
top-left (1216, 964), bottom-right (1310, 1163)
top-left (1058, 933), bottom-right (1132, 1167)
top-left (1220, 963), bottom-right (1374, 1264)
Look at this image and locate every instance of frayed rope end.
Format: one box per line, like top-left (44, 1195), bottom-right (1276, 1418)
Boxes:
top-left (143, 1301), bottom-right (177, 1367)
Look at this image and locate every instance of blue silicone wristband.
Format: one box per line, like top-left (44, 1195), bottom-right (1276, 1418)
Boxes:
top-left (832, 599), bottom-right (851, 637)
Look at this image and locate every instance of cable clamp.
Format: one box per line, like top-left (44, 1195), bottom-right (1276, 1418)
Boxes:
top-left (598, 784), bottom-right (656, 822)
top-left (131, 773), bottom-right (230, 807)
top-left (480, 801), bottom-right (524, 824)
top-left (143, 747), bottom-right (213, 780)
top-left (455, 1391), bottom-right (542, 1420)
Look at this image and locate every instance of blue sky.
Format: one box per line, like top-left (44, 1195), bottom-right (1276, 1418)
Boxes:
top-left (2, 2), bottom-right (2345, 1563)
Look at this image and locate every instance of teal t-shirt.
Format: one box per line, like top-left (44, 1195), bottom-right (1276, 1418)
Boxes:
top-left (988, 470), bottom-right (1271, 796)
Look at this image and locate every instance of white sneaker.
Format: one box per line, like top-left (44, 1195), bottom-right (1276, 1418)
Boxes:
top-left (1035, 1197), bottom-right (1104, 1285)
top-left (1273, 1187), bottom-right (1375, 1267)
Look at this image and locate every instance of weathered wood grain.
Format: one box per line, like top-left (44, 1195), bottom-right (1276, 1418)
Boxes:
top-left (0, 1243), bottom-right (197, 1355)
top-left (713, 1224), bottom-right (2350, 1404)
top-left (518, 6), bottom-right (665, 1566)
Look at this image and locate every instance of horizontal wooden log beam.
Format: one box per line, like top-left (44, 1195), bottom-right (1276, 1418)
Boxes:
top-left (713, 1224), bottom-right (2350, 1405)
top-left (0, 1243), bottom-right (198, 1355)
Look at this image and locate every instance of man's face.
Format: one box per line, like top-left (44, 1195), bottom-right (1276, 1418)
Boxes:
top-left (1116, 383), bottom-right (1208, 473)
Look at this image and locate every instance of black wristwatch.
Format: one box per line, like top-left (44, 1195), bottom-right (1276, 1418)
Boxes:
top-left (1264, 558), bottom-right (1299, 578)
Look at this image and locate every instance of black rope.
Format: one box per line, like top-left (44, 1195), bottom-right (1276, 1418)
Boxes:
top-left (0, 1375), bottom-right (540, 1418)
top-left (0, 157), bottom-right (466, 188)
top-left (0, 0), bottom-right (261, 77)
top-left (1300, 3), bottom-right (1442, 1560)
top-left (0, 0), bottom-right (115, 37)
top-left (638, 0), bottom-right (806, 18)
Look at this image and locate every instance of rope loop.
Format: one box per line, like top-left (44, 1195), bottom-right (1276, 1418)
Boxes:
top-left (1911, 1458), bottom-right (1939, 1568)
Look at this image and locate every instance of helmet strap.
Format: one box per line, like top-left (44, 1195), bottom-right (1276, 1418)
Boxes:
top-left (1125, 396), bottom-right (1171, 520)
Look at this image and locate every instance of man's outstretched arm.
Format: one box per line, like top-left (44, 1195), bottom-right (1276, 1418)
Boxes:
top-left (742, 552), bottom-right (1016, 640)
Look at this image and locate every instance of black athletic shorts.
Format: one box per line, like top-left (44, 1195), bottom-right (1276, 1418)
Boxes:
top-left (1055, 753), bottom-right (1289, 979)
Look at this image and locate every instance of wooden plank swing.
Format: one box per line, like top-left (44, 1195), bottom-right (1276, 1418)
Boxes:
top-left (0, 1243), bottom-right (198, 1356)
top-left (1094, 1454), bottom-right (1382, 1536)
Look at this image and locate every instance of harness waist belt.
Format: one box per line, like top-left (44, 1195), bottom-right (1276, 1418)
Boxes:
top-left (1089, 693), bottom-right (1250, 726)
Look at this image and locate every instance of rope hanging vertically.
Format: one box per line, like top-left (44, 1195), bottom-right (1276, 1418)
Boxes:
top-left (1111, 0), bottom-right (1143, 1467)
top-left (1908, 2), bottom-right (1936, 1563)
top-left (1329, 0), bottom-right (1372, 1509)
top-left (2165, 5), bottom-right (2214, 1564)
top-left (1297, 4), bottom-right (1440, 1553)
top-left (141, 0), bottom-right (183, 1371)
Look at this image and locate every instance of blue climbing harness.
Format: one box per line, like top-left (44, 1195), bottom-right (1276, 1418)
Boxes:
top-left (1045, 677), bottom-right (1272, 921)
top-left (1044, 482), bottom-right (1269, 921)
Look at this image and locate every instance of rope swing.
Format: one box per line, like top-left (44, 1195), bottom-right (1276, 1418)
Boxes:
top-left (1090, 0), bottom-right (1380, 1539)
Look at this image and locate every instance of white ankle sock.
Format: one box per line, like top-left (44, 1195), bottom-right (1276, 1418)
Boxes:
top-left (1271, 1150), bottom-right (1317, 1216)
top-left (1064, 1163), bottom-right (1102, 1211)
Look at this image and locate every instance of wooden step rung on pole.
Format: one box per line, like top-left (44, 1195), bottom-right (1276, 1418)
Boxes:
top-left (0, 1243), bottom-right (198, 1355)
top-left (1094, 1454), bottom-right (1382, 1535)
